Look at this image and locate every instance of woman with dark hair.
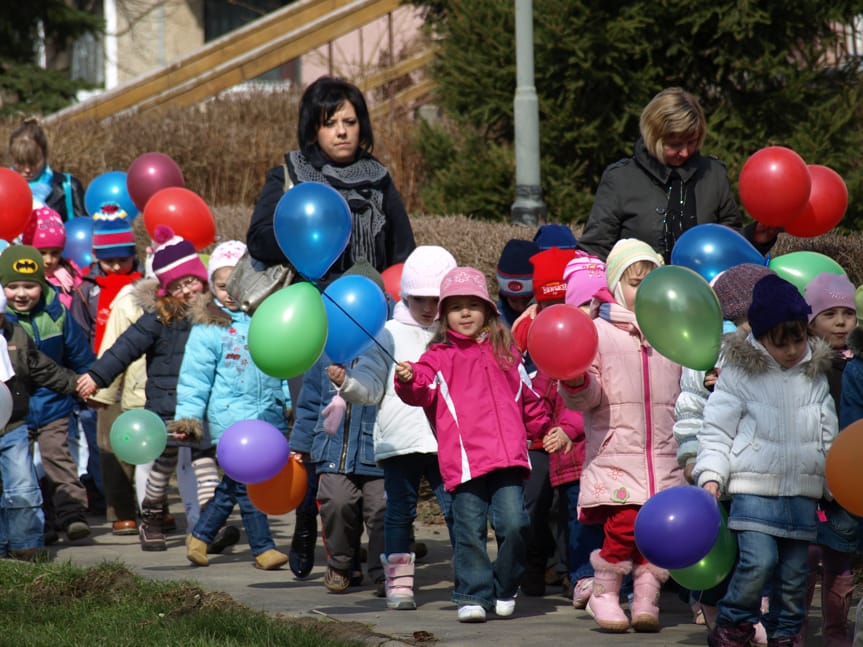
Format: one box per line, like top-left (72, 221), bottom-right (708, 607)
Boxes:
top-left (246, 76), bottom-right (416, 280)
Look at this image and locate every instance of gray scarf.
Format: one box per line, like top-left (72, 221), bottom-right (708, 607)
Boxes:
top-left (288, 150), bottom-right (387, 270)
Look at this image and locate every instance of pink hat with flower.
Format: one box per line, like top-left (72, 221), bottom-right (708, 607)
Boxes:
top-left (564, 252), bottom-right (607, 308)
top-left (436, 266), bottom-right (500, 320)
top-left (22, 206), bottom-right (66, 249)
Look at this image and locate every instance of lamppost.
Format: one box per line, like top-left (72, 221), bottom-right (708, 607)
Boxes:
top-left (510, 0), bottom-right (547, 226)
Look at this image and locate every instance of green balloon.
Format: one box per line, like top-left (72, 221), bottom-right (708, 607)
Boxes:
top-left (248, 281), bottom-right (327, 379)
top-left (109, 409), bottom-right (168, 465)
top-left (634, 265), bottom-right (722, 371)
top-left (768, 251), bottom-right (845, 295)
top-left (670, 506), bottom-right (737, 591)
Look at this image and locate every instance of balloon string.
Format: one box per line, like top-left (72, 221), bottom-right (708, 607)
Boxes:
top-left (312, 282), bottom-right (398, 365)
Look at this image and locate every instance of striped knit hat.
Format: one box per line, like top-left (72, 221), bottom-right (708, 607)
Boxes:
top-left (92, 203), bottom-right (135, 259)
top-left (151, 225), bottom-right (207, 296)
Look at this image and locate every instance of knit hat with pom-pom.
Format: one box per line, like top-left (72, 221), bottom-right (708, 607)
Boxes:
top-left (23, 206), bottom-right (66, 249)
top-left (92, 203), bottom-right (135, 259)
top-left (151, 224), bottom-right (207, 296)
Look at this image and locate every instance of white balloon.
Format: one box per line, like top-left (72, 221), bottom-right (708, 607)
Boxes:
top-left (0, 382), bottom-right (13, 429)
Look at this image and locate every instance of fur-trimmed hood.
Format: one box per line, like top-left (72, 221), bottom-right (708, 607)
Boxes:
top-left (131, 277), bottom-right (161, 313)
top-left (187, 292), bottom-right (232, 327)
top-left (722, 329), bottom-right (833, 379)
top-left (847, 326), bottom-right (863, 358)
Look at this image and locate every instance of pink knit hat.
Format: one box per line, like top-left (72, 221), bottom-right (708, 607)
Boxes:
top-left (805, 272), bottom-right (856, 323)
top-left (23, 206), bottom-right (66, 249)
top-left (564, 252), bottom-right (607, 308)
top-left (151, 225), bottom-right (208, 296)
top-left (436, 266), bottom-right (500, 320)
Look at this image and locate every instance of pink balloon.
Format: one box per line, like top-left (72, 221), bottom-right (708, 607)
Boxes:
top-left (127, 152), bottom-right (185, 211)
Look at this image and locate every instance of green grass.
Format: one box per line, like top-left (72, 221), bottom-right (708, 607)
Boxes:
top-left (0, 560), bottom-right (366, 647)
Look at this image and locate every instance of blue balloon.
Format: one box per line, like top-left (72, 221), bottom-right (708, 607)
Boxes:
top-left (273, 182), bottom-right (352, 280)
top-left (634, 485), bottom-right (722, 570)
top-left (64, 217), bottom-right (94, 268)
top-left (323, 275), bottom-right (388, 364)
top-left (84, 171), bottom-right (139, 219)
top-left (670, 224), bottom-right (764, 283)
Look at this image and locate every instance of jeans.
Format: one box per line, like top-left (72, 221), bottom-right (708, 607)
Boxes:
top-left (560, 480), bottom-right (604, 582)
top-left (718, 529), bottom-right (809, 639)
top-left (0, 425), bottom-right (45, 553)
top-left (450, 467), bottom-right (529, 609)
top-left (193, 474), bottom-right (274, 556)
top-left (381, 452), bottom-right (453, 555)
top-left (71, 407), bottom-right (103, 495)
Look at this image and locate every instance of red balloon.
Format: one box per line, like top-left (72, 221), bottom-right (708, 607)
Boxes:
top-left (247, 454), bottom-right (308, 515)
top-left (381, 263), bottom-right (404, 302)
top-left (143, 187), bottom-right (215, 251)
top-left (127, 152), bottom-right (185, 211)
top-left (0, 168), bottom-right (33, 241)
top-left (738, 146), bottom-right (811, 227)
top-left (527, 304), bottom-right (598, 381)
top-left (783, 165), bottom-right (848, 238)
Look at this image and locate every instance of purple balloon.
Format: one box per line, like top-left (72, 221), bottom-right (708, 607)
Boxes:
top-left (671, 223), bottom-right (765, 283)
top-left (634, 485), bottom-right (721, 569)
top-left (216, 420), bottom-right (290, 484)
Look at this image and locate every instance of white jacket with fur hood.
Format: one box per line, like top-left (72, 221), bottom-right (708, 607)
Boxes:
top-left (694, 331), bottom-right (838, 499)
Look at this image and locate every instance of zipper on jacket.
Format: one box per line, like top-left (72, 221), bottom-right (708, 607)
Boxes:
top-left (338, 401), bottom-right (352, 472)
top-left (642, 345), bottom-right (656, 497)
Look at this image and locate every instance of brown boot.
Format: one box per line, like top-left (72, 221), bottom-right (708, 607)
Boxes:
top-left (139, 498), bottom-right (166, 552)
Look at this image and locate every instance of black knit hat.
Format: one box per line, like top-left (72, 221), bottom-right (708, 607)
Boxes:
top-left (748, 274), bottom-right (812, 339)
top-left (496, 239), bottom-right (539, 297)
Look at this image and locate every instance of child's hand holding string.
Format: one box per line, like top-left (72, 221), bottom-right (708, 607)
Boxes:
top-left (395, 362), bottom-right (413, 383)
top-left (327, 364), bottom-right (346, 388)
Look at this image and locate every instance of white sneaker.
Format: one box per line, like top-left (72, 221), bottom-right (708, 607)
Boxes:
top-left (457, 604), bottom-right (487, 623)
top-left (495, 598), bottom-right (516, 617)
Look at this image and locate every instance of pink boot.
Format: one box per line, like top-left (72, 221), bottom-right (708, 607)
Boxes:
top-left (586, 550), bottom-right (631, 633)
top-left (382, 553), bottom-right (416, 610)
top-left (822, 571), bottom-right (854, 647)
top-left (630, 561), bottom-right (668, 632)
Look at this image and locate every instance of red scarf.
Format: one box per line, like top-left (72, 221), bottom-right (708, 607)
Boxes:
top-left (94, 272), bottom-right (142, 352)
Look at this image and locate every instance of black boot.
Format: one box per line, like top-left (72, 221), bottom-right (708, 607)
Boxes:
top-left (289, 511), bottom-right (317, 579)
top-left (139, 498), bottom-right (167, 552)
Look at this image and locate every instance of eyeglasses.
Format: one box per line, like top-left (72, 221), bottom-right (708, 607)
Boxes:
top-left (169, 277), bottom-right (202, 296)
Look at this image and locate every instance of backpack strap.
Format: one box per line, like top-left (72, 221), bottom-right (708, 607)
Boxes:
top-left (62, 173), bottom-right (74, 220)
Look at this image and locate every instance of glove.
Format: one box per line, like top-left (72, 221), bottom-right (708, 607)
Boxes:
top-left (321, 392), bottom-right (346, 436)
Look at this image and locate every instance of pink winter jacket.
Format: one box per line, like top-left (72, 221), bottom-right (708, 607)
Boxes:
top-left (394, 329), bottom-right (551, 492)
top-left (532, 370), bottom-right (586, 488)
top-left (560, 301), bottom-right (684, 512)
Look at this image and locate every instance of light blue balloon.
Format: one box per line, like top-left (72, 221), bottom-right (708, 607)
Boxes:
top-left (84, 171), bottom-right (140, 219)
top-left (671, 224), bottom-right (765, 283)
top-left (273, 182), bottom-right (352, 280)
top-left (323, 275), bottom-right (387, 364)
top-left (64, 217), bottom-right (94, 268)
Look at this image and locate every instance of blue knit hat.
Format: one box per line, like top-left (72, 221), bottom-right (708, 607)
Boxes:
top-left (92, 203), bottom-right (136, 259)
top-left (533, 224), bottom-right (577, 250)
top-left (496, 239), bottom-right (540, 297)
top-left (748, 274), bottom-right (812, 339)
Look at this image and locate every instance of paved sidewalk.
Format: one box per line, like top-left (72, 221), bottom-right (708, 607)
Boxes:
top-left (50, 510), bottom-right (831, 646)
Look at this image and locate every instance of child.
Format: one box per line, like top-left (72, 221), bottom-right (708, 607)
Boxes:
top-left (8, 118), bottom-right (86, 220)
top-left (77, 226), bottom-right (210, 552)
top-left (290, 262), bottom-right (391, 595)
top-left (0, 246), bottom-right (96, 543)
top-left (694, 274), bottom-right (838, 646)
top-left (175, 241), bottom-right (290, 571)
top-left (0, 286), bottom-right (84, 561)
top-left (495, 239), bottom-right (540, 327)
top-left (394, 266), bottom-right (550, 623)
top-left (559, 238), bottom-right (684, 633)
top-left (333, 245), bottom-right (457, 610)
top-left (674, 262), bottom-right (774, 645)
top-left (802, 271), bottom-right (858, 646)
top-left (22, 206), bottom-right (84, 310)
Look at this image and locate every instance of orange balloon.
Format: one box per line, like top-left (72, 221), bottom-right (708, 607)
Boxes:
top-left (381, 263), bottom-right (404, 302)
top-left (247, 454), bottom-right (308, 515)
top-left (825, 420), bottom-right (863, 517)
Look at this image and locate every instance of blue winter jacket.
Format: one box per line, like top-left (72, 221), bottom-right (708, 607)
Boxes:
top-left (6, 285), bottom-right (94, 428)
top-left (290, 353), bottom-right (382, 477)
top-left (174, 296), bottom-right (290, 444)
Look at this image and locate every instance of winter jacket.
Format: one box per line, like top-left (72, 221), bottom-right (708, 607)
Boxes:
top-left (5, 287), bottom-right (94, 428)
top-left (532, 370), bottom-right (585, 487)
top-left (394, 329), bottom-right (550, 492)
top-left (560, 301), bottom-right (684, 510)
top-left (174, 295), bottom-right (290, 444)
top-left (578, 138), bottom-right (759, 261)
top-left (339, 314), bottom-right (439, 461)
top-left (1, 318), bottom-right (79, 435)
top-left (694, 332), bottom-right (837, 499)
top-left (840, 327), bottom-right (863, 429)
top-left (245, 154), bottom-right (415, 278)
top-left (86, 279), bottom-right (194, 434)
top-left (88, 285), bottom-right (147, 410)
top-left (44, 171), bottom-right (86, 221)
top-left (70, 260), bottom-right (145, 350)
top-left (290, 353), bottom-right (382, 477)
